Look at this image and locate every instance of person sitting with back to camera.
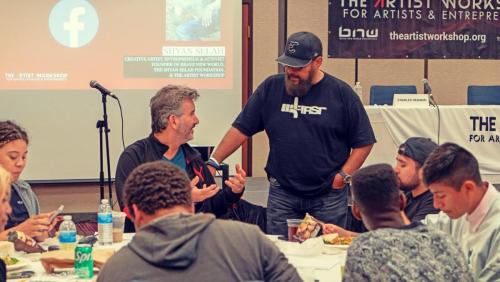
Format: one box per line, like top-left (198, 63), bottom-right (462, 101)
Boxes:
top-left (343, 163), bottom-right (472, 281)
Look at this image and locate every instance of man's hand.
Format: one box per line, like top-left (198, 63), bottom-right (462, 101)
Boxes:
top-left (331, 173), bottom-right (345, 189)
top-left (224, 164), bottom-right (246, 194)
top-left (323, 223), bottom-right (358, 238)
top-left (190, 176), bottom-right (219, 203)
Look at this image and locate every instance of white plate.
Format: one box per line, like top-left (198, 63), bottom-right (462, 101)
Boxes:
top-left (322, 244), bottom-right (349, 255)
top-left (6, 257), bottom-right (30, 271)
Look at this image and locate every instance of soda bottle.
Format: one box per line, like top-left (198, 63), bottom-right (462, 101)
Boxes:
top-left (59, 215), bottom-right (77, 251)
top-left (97, 199), bottom-right (113, 245)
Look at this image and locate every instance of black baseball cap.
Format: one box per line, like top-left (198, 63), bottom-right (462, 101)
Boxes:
top-left (276, 31), bottom-right (323, 67)
top-left (398, 137), bottom-right (438, 166)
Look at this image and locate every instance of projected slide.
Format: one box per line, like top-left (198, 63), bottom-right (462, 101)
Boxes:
top-left (0, 0), bottom-right (235, 90)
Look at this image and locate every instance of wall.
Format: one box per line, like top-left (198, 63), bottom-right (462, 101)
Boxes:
top-left (250, 0), bottom-right (500, 177)
top-left (34, 0), bottom-right (500, 211)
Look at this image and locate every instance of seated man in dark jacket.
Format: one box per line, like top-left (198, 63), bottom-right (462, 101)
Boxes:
top-left (115, 85), bottom-right (246, 232)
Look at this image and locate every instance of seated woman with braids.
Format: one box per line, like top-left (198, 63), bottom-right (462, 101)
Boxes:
top-left (0, 121), bottom-right (58, 242)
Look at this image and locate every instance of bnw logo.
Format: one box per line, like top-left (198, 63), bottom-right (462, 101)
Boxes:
top-left (49, 0), bottom-right (99, 48)
top-left (287, 41), bottom-right (300, 53)
top-left (338, 26), bottom-right (378, 40)
top-left (281, 98), bottom-right (327, 119)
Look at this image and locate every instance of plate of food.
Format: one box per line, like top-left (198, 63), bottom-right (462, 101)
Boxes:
top-left (3, 255), bottom-right (30, 271)
top-left (322, 233), bottom-right (353, 253)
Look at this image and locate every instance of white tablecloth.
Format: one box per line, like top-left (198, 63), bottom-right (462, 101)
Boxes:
top-left (8, 234), bottom-right (133, 282)
top-left (364, 105), bottom-right (500, 183)
top-left (9, 234), bottom-right (346, 282)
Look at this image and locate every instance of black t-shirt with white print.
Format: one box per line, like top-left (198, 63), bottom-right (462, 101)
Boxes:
top-left (233, 73), bottom-right (376, 197)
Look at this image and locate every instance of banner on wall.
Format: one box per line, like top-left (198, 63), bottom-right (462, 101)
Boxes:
top-left (328, 0), bottom-right (500, 59)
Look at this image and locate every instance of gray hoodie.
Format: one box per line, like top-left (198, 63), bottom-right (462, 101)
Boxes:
top-left (98, 213), bottom-right (302, 282)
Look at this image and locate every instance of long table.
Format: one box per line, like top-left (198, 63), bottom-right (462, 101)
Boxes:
top-left (9, 234), bottom-right (345, 281)
top-left (364, 105), bottom-right (500, 183)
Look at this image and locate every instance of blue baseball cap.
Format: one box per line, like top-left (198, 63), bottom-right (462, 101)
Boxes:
top-left (276, 32), bottom-right (323, 67)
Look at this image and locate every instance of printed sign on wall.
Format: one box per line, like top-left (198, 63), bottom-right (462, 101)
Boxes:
top-left (328, 0), bottom-right (500, 59)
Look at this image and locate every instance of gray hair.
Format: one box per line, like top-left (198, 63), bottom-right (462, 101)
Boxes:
top-left (150, 85), bottom-right (200, 133)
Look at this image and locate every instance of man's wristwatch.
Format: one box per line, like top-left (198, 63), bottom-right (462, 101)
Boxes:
top-left (338, 170), bottom-right (352, 184)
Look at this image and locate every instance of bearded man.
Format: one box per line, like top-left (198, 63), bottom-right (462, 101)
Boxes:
top-left (207, 32), bottom-right (376, 236)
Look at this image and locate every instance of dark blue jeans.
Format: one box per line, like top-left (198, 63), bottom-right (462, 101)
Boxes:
top-left (266, 177), bottom-right (348, 236)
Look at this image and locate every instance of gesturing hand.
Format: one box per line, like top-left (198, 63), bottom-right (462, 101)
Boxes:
top-left (224, 164), bottom-right (246, 194)
top-left (190, 176), bottom-right (220, 203)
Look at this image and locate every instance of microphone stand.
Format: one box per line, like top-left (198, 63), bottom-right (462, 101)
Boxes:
top-left (96, 93), bottom-right (113, 202)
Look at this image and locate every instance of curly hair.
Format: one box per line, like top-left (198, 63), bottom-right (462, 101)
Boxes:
top-left (423, 143), bottom-right (482, 190)
top-left (124, 161), bottom-right (192, 215)
top-left (351, 163), bottom-right (400, 214)
top-left (0, 121), bottom-right (29, 148)
top-left (150, 85), bottom-right (200, 133)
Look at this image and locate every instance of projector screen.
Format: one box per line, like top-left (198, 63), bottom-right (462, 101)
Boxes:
top-left (0, 0), bottom-right (242, 181)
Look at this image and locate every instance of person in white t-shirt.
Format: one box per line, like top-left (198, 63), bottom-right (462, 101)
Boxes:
top-left (421, 142), bottom-right (500, 282)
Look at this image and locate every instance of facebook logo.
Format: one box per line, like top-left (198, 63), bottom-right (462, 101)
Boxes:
top-left (49, 0), bottom-right (99, 48)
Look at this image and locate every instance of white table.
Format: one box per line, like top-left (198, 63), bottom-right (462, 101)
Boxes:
top-left (364, 105), bottom-right (500, 183)
top-left (271, 236), bottom-right (346, 282)
top-left (8, 234), bottom-right (133, 282)
top-left (9, 234), bottom-right (345, 282)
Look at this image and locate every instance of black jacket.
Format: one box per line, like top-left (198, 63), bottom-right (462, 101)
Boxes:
top-left (115, 134), bottom-right (243, 217)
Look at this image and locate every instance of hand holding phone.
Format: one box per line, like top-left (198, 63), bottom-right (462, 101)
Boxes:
top-left (49, 205), bottom-right (64, 223)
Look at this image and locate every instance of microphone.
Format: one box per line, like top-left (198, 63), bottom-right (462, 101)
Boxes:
top-left (422, 78), bottom-right (436, 106)
top-left (89, 80), bottom-right (117, 99)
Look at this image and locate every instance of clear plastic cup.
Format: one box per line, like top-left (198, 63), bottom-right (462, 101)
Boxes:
top-left (286, 219), bottom-right (302, 242)
top-left (112, 212), bottom-right (126, 243)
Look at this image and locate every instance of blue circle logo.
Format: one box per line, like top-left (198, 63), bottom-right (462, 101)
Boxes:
top-left (49, 0), bottom-right (99, 48)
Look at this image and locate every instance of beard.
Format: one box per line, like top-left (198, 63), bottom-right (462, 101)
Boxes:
top-left (284, 71), bottom-right (314, 97)
top-left (399, 179), bottom-right (419, 192)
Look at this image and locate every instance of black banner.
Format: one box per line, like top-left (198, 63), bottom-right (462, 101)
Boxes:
top-left (328, 0), bottom-right (500, 59)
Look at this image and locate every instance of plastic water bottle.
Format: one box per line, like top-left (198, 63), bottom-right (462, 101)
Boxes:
top-left (59, 215), bottom-right (77, 251)
top-left (354, 82), bottom-right (363, 103)
top-left (97, 199), bottom-right (113, 245)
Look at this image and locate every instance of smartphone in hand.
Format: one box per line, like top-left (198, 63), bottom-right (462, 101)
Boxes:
top-left (49, 205), bottom-right (64, 223)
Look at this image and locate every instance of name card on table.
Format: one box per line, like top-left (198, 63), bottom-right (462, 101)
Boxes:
top-left (393, 94), bottom-right (430, 108)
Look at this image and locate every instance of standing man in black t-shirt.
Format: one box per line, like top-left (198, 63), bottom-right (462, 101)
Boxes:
top-left (208, 31), bottom-right (376, 236)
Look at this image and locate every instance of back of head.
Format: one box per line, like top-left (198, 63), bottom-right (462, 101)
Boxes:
top-left (352, 164), bottom-right (400, 215)
top-left (124, 161), bottom-right (192, 215)
top-left (150, 85), bottom-right (200, 133)
top-left (423, 143), bottom-right (481, 189)
top-left (0, 166), bottom-right (10, 201)
top-left (0, 166), bottom-right (11, 232)
top-left (0, 120), bottom-right (29, 147)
